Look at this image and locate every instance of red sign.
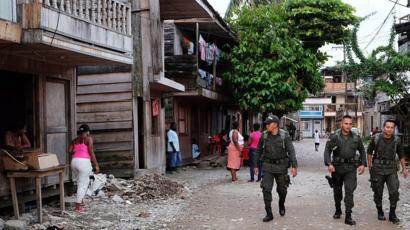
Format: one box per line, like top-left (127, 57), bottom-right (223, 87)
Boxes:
top-left (152, 98), bottom-right (159, 117)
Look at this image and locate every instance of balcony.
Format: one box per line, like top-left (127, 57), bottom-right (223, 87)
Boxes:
top-left (324, 103), bottom-right (363, 117)
top-left (0, 0), bottom-right (133, 65)
top-left (324, 82), bottom-right (355, 94)
top-left (165, 55), bottom-right (224, 91)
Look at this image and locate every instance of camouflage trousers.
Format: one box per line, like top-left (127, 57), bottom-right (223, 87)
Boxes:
top-left (261, 172), bottom-right (289, 208)
top-left (370, 170), bottom-right (400, 208)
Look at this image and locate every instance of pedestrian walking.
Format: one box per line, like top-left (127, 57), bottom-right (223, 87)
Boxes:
top-left (167, 122), bottom-right (181, 172)
top-left (227, 121), bottom-right (244, 183)
top-left (254, 115), bottom-right (298, 222)
top-left (69, 124), bottom-right (100, 212)
top-left (314, 130), bottom-right (320, 151)
top-left (248, 123), bottom-right (262, 182)
top-left (367, 119), bottom-right (408, 224)
top-left (324, 115), bottom-right (366, 225)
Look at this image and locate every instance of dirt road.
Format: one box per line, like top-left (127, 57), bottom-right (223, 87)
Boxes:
top-left (169, 139), bottom-right (405, 230)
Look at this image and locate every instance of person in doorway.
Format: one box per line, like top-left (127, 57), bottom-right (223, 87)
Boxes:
top-left (324, 115), bottom-right (366, 225)
top-left (167, 122), bottom-right (181, 172)
top-left (2, 121), bottom-right (31, 154)
top-left (248, 123), bottom-right (262, 182)
top-left (289, 123), bottom-right (296, 141)
top-left (227, 121), bottom-right (244, 183)
top-left (367, 119), bottom-right (407, 224)
top-left (314, 130), bottom-right (320, 151)
top-left (69, 124), bottom-right (100, 212)
top-left (254, 115), bottom-right (298, 222)
top-left (191, 138), bottom-right (200, 161)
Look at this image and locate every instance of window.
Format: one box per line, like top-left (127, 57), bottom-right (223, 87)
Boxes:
top-left (303, 105), bottom-right (322, 111)
top-left (178, 106), bottom-right (188, 134)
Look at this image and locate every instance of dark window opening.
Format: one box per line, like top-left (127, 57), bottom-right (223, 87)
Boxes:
top-left (0, 71), bottom-right (37, 149)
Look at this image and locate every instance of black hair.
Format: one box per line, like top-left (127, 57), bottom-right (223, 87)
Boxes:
top-left (383, 119), bottom-right (396, 127)
top-left (78, 124), bottom-right (90, 135)
top-left (253, 123), bottom-right (260, 131)
top-left (170, 122), bottom-right (176, 130)
top-left (243, 134), bottom-right (249, 142)
top-left (232, 121), bottom-right (239, 129)
top-left (192, 138), bottom-right (197, 144)
top-left (342, 115), bottom-right (352, 121)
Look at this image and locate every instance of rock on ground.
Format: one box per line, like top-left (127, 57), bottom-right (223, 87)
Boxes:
top-left (4, 220), bottom-right (26, 230)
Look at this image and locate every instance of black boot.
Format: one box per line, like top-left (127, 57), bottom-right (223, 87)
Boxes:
top-left (263, 207), bottom-right (274, 222)
top-left (345, 211), bottom-right (356, 225)
top-left (377, 206), bottom-right (386, 221)
top-left (389, 206), bottom-right (400, 224)
top-left (333, 205), bottom-right (342, 219)
top-left (279, 199), bottom-right (286, 216)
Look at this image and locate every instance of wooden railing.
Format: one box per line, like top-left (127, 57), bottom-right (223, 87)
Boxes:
top-left (42, 0), bottom-right (131, 35)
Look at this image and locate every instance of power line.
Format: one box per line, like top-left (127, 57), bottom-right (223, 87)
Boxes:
top-left (364, 0), bottom-right (399, 50)
top-left (386, 0), bottom-right (408, 8)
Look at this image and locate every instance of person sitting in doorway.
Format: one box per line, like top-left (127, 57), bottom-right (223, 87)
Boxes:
top-left (2, 121), bottom-right (31, 155)
top-left (192, 138), bottom-right (200, 161)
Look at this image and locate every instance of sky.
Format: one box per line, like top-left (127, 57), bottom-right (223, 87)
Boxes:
top-left (207, 0), bottom-right (410, 67)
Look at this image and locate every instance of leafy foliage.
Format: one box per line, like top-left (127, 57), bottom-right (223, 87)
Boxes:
top-left (224, 0), bottom-right (358, 115)
top-left (343, 22), bottom-right (410, 104)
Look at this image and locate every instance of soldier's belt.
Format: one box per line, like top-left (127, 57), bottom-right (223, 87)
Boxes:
top-left (263, 158), bottom-right (287, 165)
top-left (373, 158), bottom-right (394, 165)
top-left (332, 157), bottom-right (356, 164)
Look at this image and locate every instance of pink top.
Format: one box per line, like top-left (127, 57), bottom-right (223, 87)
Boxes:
top-left (72, 143), bottom-right (91, 159)
top-left (249, 131), bottom-right (262, 149)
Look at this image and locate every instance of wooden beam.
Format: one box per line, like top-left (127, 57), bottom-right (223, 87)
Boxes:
top-left (164, 18), bottom-right (215, 24)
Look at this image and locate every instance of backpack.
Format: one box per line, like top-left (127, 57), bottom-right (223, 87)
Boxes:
top-left (329, 129), bottom-right (359, 153)
top-left (262, 129), bottom-right (287, 151)
top-left (373, 133), bottom-right (400, 158)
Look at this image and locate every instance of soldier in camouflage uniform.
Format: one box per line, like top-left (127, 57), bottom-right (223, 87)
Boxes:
top-left (324, 115), bottom-right (366, 225)
top-left (254, 115), bottom-right (298, 222)
top-left (367, 119), bottom-right (408, 224)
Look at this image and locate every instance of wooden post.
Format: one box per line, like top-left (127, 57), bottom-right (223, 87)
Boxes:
top-left (36, 177), bottom-right (43, 223)
top-left (59, 172), bottom-right (65, 212)
top-left (196, 22), bottom-right (199, 83)
top-left (9, 178), bottom-right (19, 219)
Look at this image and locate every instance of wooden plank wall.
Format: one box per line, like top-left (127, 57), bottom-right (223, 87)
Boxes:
top-left (76, 72), bottom-right (134, 177)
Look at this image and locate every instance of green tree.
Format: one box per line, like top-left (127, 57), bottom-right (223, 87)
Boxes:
top-left (343, 22), bottom-right (410, 104)
top-left (224, 0), bottom-right (358, 116)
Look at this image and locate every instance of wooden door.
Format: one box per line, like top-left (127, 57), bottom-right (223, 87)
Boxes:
top-left (45, 79), bottom-right (70, 184)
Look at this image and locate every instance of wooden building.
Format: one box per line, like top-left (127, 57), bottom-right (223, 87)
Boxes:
top-left (163, 2), bottom-right (238, 163)
top-left (0, 0), bottom-right (132, 205)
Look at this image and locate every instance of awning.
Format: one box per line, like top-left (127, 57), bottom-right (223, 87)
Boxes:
top-left (283, 116), bottom-right (298, 123)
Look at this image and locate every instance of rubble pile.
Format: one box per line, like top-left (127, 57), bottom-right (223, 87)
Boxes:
top-left (103, 173), bottom-right (187, 202)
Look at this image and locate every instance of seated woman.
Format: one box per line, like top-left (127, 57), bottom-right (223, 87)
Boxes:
top-left (2, 121), bottom-right (31, 155)
top-left (192, 138), bottom-right (200, 160)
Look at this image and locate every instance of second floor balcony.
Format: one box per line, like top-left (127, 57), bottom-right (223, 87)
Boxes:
top-left (0, 0), bottom-right (133, 65)
top-left (324, 82), bottom-right (355, 94)
top-left (324, 103), bottom-right (363, 117)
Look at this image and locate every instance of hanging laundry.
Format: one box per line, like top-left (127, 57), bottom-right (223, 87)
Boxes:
top-left (215, 77), bottom-right (223, 86)
top-left (199, 35), bottom-right (207, 61)
top-left (206, 43), bottom-right (216, 65)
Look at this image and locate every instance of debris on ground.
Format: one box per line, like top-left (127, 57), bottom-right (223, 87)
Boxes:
top-left (23, 173), bottom-right (188, 230)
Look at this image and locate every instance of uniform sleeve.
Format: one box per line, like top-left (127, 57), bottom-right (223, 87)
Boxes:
top-left (357, 136), bottom-right (367, 167)
top-left (254, 135), bottom-right (264, 167)
top-left (397, 139), bottom-right (405, 159)
top-left (285, 133), bottom-right (298, 168)
top-left (324, 137), bottom-right (333, 166)
top-left (367, 137), bottom-right (375, 155)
